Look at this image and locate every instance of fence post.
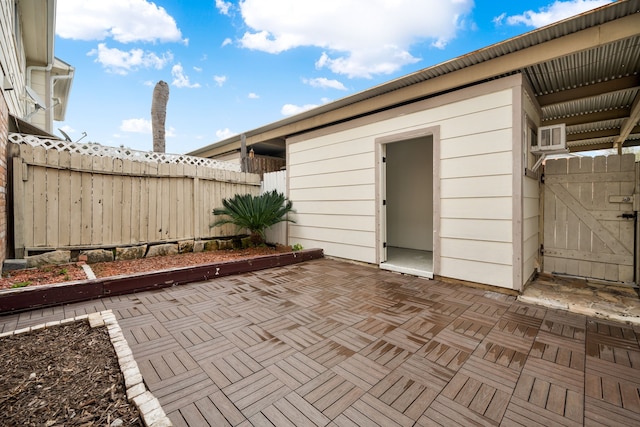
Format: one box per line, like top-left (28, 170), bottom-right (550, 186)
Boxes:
top-left (636, 161), bottom-right (640, 284)
top-left (12, 157), bottom-right (25, 258)
top-left (193, 176), bottom-right (200, 239)
top-left (240, 134), bottom-right (247, 172)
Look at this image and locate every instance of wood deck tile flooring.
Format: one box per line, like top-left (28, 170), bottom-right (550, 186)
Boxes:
top-left (2, 258), bottom-right (640, 426)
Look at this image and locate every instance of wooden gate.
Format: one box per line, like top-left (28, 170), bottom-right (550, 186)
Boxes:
top-left (543, 154), bottom-right (637, 284)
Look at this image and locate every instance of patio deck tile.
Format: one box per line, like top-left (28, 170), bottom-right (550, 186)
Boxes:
top-left (2, 257), bottom-right (640, 426)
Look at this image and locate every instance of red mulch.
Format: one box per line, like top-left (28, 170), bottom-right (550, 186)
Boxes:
top-left (0, 246), bottom-right (291, 291)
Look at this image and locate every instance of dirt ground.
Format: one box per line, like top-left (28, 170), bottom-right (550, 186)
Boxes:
top-left (0, 321), bottom-right (142, 426)
top-left (0, 246), bottom-right (290, 290)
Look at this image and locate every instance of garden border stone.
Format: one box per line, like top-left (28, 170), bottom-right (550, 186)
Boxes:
top-left (0, 310), bottom-right (173, 427)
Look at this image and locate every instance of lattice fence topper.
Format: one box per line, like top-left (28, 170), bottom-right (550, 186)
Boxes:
top-left (8, 133), bottom-right (241, 172)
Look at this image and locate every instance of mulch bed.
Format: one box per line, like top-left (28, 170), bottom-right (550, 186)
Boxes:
top-left (0, 263), bottom-right (87, 290)
top-left (0, 246), bottom-right (292, 290)
top-left (0, 321), bottom-right (142, 426)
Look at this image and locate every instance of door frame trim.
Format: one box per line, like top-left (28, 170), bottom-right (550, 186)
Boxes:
top-left (374, 126), bottom-right (440, 274)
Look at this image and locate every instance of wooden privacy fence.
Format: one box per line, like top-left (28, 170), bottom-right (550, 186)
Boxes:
top-left (10, 142), bottom-right (261, 257)
top-left (543, 154), bottom-right (637, 284)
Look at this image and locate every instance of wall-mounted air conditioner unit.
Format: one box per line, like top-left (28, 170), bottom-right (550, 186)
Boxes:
top-left (532, 124), bottom-right (566, 152)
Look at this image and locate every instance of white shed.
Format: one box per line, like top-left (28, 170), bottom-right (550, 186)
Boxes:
top-left (286, 75), bottom-right (536, 290)
top-left (190, 2), bottom-right (640, 291)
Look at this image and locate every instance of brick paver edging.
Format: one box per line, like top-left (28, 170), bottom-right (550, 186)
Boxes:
top-left (0, 310), bottom-right (172, 427)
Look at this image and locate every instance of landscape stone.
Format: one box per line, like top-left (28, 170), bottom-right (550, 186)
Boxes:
top-left (193, 240), bottom-right (205, 252)
top-left (216, 239), bottom-right (234, 250)
top-left (241, 236), bottom-right (253, 248)
top-left (178, 239), bottom-right (194, 253)
top-left (80, 249), bottom-right (114, 264)
top-left (146, 244), bottom-right (179, 258)
top-left (26, 250), bottom-right (71, 268)
top-left (115, 245), bottom-right (147, 261)
top-left (203, 240), bottom-right (218, 251)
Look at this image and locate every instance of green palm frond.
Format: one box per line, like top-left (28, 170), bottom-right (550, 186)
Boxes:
top-left (211, 190), bottom-right (295, 242)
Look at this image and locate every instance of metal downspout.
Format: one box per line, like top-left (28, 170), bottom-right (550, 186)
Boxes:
top-left (25, 63), bottom-right (53, 121)
top-left (51, 68), bottom-right (75, 121)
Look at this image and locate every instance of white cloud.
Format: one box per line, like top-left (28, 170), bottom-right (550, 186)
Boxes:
top-left (215, 0), bottom-right (233, 16)
top-left (222, 38), bottom-right (233, 47)
top-left (59, 124), bottom-right (76, 134)
top-left (281, 103), bottom-right (318, 116)
top-left (120, 118), bottom-right (152, 133)
top-left (303, 77), bottom-right (347, 91)
top-left (88, 43), bottom-right (173, 74)
top-left (216, 128), bottom-right (236, 140)
top-left (56, 0), bottom-right (183, 43)
top-left (193, 66), bottom-right (203, 72)
top-left (237, 0), bottom-right (473, 78)
top-left (492, 12), bottom-right (507, 26)
top-left (213, 75), bottom-right (227, 86)
top-left (120, 119), bottom-right (175, 137)
top-left (248, 93), bottom-right (260, 99)
top-left (171, 64), bottom-right (201, 88)
top-left (499, 0), bottom-right (612, 28)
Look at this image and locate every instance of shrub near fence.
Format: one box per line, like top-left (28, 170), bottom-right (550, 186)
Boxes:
top-left (8, 138), bottom-right (261, 258)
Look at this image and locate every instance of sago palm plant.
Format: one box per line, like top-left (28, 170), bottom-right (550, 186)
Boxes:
top-left (211, 190), bottom-right (296, 245)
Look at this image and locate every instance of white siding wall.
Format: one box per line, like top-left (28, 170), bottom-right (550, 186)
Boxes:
top-left (0, 1), bottom-right (26, 117)
top-left (288, 134), bottom-right (376, 262)
top-left (522, 89), bottom-right (541, 285)
top-left (29, 70), bottom-right (47, 130)
top-left (439, 91), bottom-right (514, 288)
top-left (215, 151), bottom-right (241, 165)
top-left (288, 80), bottom-right (519, 288)
top-left (523, 178), bottom-right (539, 283)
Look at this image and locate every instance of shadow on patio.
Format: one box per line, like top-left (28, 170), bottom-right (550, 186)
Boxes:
top-left (1, 258), bottom-right (639, 426)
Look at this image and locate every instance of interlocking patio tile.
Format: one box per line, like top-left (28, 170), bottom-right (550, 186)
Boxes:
top-left (2, 257), bottom-right (640, 426)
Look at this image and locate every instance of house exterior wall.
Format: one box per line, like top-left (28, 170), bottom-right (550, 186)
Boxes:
top-left (28, 69), bottom-right (47, 131)
top-left (521, 86), bottom-right (542, 287)
top-left (287, 75), bottom-right (525, 289)
top-left (0, 92), bottom-right (8, 265)
top-left (439, 86), bottom-right (517, 289)
top-left (0, 0), bottom-right (22, 266)
top-left (214, 151), bottom-right (241, 165)
top-left (0, 1), bottom-right (26, 117)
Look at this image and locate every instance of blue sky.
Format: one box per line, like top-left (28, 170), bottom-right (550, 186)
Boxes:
top-left (53, 0), bottom-right (613, 154)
